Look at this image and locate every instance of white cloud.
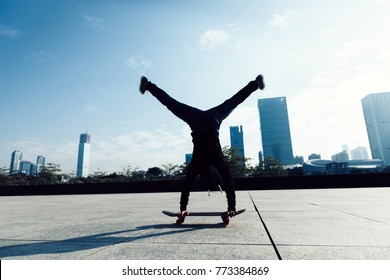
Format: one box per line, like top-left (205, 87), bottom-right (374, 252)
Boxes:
top-left (90, 128), bottom-right (192, 172)
top-left (378, 48), bottom-right (390, 60)
top-left (31, 50), bottom-right (57, 62)
top-left (127, 55), bottom-right (152, 69)
top-left (82, 105), bottom-right (105, 114)
top-left (376, 0), bottom-right (390, 5)
top-left (199, 29), bottom-right (230, 49)
top-left (268, 10), bottom-right (299, 29)
top-left (333, 40), bottom-right (368, 61)
top-left (234, 38), bottom-right (250, 50)
top-left (81, 15), bottom-right (106, 29)
top-left (0, 24), bottom-right (23, 39)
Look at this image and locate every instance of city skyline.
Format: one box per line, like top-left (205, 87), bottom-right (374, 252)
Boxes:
top-left (1, 1), bottom-right (390, 173)
top-left (7, 150), bottom-right (45, 176)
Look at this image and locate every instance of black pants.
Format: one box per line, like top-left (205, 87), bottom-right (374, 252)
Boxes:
top-left (146, 80), bottom-right (258, 210)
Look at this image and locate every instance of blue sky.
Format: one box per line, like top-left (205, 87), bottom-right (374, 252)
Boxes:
top-left (1, 0), bottom-right (390, 174)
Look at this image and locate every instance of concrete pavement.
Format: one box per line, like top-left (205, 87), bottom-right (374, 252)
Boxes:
top-left (1, 188), bottom-right (390, 260)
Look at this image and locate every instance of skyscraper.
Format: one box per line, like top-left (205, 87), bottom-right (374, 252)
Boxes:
top-left (350, 146), bottom-right (369, 160)
top-left (10, 150), bottom-right (22, 174)
top-left (229, 125), bottom-right (245, 165)
top-left (185, 153), bottom-right (192, 167)
top-left (362, 92), bottom-right (390, 165)
top-left (76, 132), bottom-right (91, 177)
top-left (36, 155), bottom-right (45, 173)
top-left (258, 97), bottom-right (294, 165)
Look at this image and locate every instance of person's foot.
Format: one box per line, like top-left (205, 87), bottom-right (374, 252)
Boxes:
top-left (139, 76), bottom-right (149, 94)
top-left (255, 74), bottom-right (265, 90)
top-left (227, 210), bottom-right (237, 217)
top-left (176, 210), bottom-right (188, 217)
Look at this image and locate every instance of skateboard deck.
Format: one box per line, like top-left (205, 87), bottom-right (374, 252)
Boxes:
top-left (162, 209), bottom-right (245, 225)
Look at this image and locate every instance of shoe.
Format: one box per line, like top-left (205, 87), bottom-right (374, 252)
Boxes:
top-left (139, 76), bottom-right (149, 94)
top-left (227, 210), bottom-right (237, 217)
top-left (255, 74), bottom-right (265, 90)
top-left (176, 210), bottom-right (188, 217)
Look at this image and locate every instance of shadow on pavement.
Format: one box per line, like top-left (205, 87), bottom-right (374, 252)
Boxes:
top-left (0, 223), bottom-right (225, 259)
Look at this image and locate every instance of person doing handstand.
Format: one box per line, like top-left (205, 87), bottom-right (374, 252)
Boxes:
top-left (139, 74), bottom-right (265, 217)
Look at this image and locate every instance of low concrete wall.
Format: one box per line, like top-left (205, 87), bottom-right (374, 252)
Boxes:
top-left (0, 173), bottom-right (389, 196)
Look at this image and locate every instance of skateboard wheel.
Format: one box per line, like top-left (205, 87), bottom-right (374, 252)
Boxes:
top-left (176, 217), bottom-right (185, 225)
top-left (222, 216), bottom-right (230, 225)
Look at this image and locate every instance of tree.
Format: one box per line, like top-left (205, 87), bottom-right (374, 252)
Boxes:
top-left (91, 169), bottom-right (108, 178)
top-left (145, 167), bottom-right (163, 179)
top-left (251, 156), bottom-right (288, 177)
top-left (162, 163), bottom-right (184, 178)
top-left (222, 146), bottom-right (249, 177)
top-left (120, 164), bottom-right (140, 177)
top-left (37, 163), bottom-right (62, 183)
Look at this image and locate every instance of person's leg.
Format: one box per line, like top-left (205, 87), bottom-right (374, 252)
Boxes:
top-left (214, 81), bottom-right (259, 120)
top-left (142, 78), bottom-right (202, 126)
top-left (180, 160), bottom-right (201, 211)
top-left (209, 75), bottom-right (265, 121)
top-left (211, 157), bottom-right (236, 212)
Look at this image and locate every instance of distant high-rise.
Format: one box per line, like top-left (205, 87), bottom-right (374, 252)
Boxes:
top-left (230, 125), bottom-right (245, 165)
top-left (362, 92), bottom-right (390, 165)
top-left (76, 132), bottom-right (91, 177)
top-left (350, 146), bottom-right (369, 160)
top-left (331, 151), bottom-right (349, 162)
top-left (341, 144), bottom-right (350, 160)
top-left (10, 150), bottom-right (22, 174)
top-left (185, 153), bottom-right (192, 167)
top-left (308, 153), bottom-right (321, 160)
top-left (19, 161), bottom-right (36, 176)
top-left (258, 97), bottom-right (294, 165)
top-left (36, 155), bottom-right (45, 173)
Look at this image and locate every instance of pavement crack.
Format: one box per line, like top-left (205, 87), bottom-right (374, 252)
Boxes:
top-left (308, 202), bottom-right (390, 225)
top-left (249, 192), bottom-right (282, 260)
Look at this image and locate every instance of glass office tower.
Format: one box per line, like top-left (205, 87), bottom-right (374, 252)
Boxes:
top-left (258, 97), bottom-right (294, 165)
top-left (76, 132), bottom-right (91, 177)
top-left (36, 155), bottom-right (45, 173)
top-left (230, 125), bottom-right (245, 165)
top-left (10, 150), bottom-right (23, 174)
top-left (362, 92), bottom-right (390, 166)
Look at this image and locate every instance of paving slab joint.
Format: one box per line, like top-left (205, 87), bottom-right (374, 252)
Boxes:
top-left (248, 192), bottom-right (283, 260)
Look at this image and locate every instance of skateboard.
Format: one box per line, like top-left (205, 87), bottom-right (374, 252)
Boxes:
top-left (162, 209), bottom-right (245, 225)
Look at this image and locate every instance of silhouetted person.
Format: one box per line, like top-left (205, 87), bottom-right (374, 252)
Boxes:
top-left (139, 74), bottom-right (265, 217)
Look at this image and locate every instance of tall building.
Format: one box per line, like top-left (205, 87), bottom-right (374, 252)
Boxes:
top-left (362, 92), bottom-right (390, 165)
top-left (76, 132), bottom-right (91, 177)
top-left (19, 161), bottom-right (37, 176)
top-left (258, 97), bottom-right (294, 165)
top-left (331, 151), bottom-right (349, 162)
top-left (36, 155), bottom-right (45, 173)
top-left (350, 146), bottom-right (369, 160)
top-left (230, 125), bottom-right (245, 165)
top-left (9, 150), bottom-right (22, 174)
top-left (341, 144), bottom-right (350, 160)
top-left (185, 153), bottom-right (192, 167)
top-left (308, 153), bottom-right (321, 160)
